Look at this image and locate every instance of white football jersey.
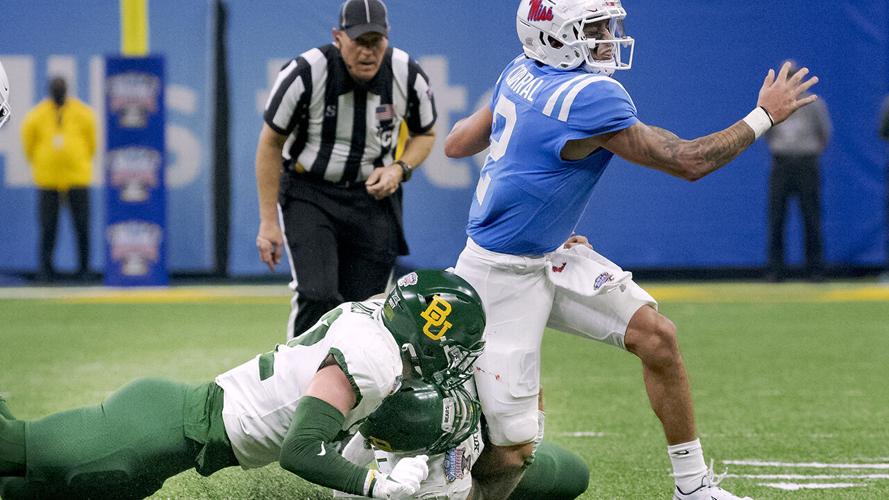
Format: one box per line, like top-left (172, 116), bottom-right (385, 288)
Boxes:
top-left (216, 299), bottom-right (403, 469)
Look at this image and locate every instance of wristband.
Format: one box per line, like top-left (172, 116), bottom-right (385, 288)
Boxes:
top-left (742, 106), bottom-right (774, 140)
top-left (364, 469), bottom-right (379, 497)
top-left (394, 160), bottom-right (413, 183)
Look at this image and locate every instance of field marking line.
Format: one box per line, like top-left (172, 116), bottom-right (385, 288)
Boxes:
top-left (759, 482), bottom-right (866, 491)
top-left (727, 474), bottom-right (889, 480)
top-left (725, 460), bottom-right (889, 469)
top-left (555, 431), bottom-right (606, 437)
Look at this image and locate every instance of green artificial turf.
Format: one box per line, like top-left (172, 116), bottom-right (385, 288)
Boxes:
top-left (1, 282), bottom-right (888, 499)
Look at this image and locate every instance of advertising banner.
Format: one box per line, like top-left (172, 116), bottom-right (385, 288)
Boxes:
top-left (104, 56), bottom-right (167, 286)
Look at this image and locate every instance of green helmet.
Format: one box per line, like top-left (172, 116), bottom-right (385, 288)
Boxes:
top-left (360, 377), bottom-right (481, 455)
top-left (382, 270), bottom-right (486, 390)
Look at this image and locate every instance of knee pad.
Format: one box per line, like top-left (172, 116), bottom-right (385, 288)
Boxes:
top-left (486, 411), bottom-right (538, 447)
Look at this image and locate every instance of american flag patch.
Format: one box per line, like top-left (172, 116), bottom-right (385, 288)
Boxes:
top-left (376, 104), bottom-right (394, 121)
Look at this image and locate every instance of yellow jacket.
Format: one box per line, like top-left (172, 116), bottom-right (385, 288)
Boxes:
top-left (21, 98), bottom-right (97, 190)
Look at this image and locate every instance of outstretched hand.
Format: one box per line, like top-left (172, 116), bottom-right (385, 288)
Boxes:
top-left (757, 61), bottom-right (819, 125)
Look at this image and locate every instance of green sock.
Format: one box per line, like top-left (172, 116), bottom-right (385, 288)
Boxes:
top-left (510, 441), bottom-right (590, 499)
top-left (0, 415), bottom-right (26, 476)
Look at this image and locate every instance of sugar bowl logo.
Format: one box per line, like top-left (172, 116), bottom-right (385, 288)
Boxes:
top-left (108, 147), bottom-right (162, 202)
top-left (107, 72), bottom-right (161, 128)
top-left (107, 222), bottom-right (163, 276)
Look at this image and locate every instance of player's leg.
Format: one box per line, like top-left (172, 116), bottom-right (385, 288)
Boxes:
top-left (509, 441), bottom-right (589, 500)
top-left (37, 189), bottom-right (60, 279)
top-left (548, 249), bottom-right (749, 499)
top-left (768, 156), bottom-right (791, 280)
top-left (798, 156), bottom-right (824, 278)
top-left (336, 199), bottom-right (399, 302)
top-left (279, 196), bottom-right (343, 340)
top-left (68, 186), bottom-right (91, 276)
top-left (455, 241), bottom-right (554, 500)
top-left (0, 411), bottom-right (25, 476)
top-left (4, 378), bottom-right (202, 499)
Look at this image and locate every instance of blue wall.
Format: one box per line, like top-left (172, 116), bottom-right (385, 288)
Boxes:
top-left (2, 1), bottom-right (887, 276)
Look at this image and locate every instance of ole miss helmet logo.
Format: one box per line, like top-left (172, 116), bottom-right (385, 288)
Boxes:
top-left (527, 0), bottom-right (553, 22)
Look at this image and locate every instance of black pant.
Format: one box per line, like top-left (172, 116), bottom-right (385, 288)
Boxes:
top-left (279, 174), bottom-right (401, 339)
top-left (768, 155), bottom-right (823, 277)
top-left (39, 188), bottom-right (90, 275)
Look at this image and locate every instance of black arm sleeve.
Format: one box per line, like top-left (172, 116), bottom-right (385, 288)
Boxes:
top-left (279, 396), bottom-right (374, 497)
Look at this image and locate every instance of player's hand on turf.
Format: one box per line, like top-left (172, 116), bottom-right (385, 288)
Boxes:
top-left (756, 61), bottom-right (819, 125)
top-left (371, 454), bottom-right (429, 499)
top-left (256, 221), bottom-right (284, 272)
top-left (366, 164), bottom-right (402, 200)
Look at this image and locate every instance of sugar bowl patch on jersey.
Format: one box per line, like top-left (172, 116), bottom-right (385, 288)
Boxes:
top-left (444, 447), bottom-right (470, 483)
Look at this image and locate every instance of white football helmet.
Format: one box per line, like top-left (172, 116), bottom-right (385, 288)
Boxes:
top-left (0, 60), bottom-right (9, 128)
top-left (516, 0), bottom-right (634, 75)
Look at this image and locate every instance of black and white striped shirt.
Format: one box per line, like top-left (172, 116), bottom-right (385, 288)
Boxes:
top-left (264, 44), bottom-right (436, 185)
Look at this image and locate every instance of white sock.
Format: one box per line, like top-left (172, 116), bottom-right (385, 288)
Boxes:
top-left (668, 439), bottom-right (707, 492)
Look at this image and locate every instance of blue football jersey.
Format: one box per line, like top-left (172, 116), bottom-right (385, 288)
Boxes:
top-left (467, 56), bottom-right (638, 255)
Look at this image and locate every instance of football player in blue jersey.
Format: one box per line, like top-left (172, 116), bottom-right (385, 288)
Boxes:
top-left (444, 0), bottom-right (819, 499)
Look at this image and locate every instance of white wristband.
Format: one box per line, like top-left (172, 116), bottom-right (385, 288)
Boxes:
top-left (742, 107), bottom-right (774, 140)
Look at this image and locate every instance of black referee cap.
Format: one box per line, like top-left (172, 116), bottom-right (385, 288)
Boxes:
top-left (339, 0), bottom-right (389, 38)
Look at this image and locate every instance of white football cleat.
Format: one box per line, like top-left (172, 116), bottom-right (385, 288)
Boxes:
top-left (673, 463), bottom-right (752, 500)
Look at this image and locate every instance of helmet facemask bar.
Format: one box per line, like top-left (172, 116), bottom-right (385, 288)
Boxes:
top-left (0, 103), bottom-right (9, 129)
top-left (427, 384), bottom-right (482, 454)
top-left (432, 340), bottom-right (485, 390)
top-left (579, 16), bottom-right (634, 75)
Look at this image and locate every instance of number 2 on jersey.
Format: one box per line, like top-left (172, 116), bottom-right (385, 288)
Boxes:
top-left (477, 95), bottom-right (517, 206)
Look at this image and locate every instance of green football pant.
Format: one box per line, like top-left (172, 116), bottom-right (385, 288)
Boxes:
top-left (510, 441), bottom-right (590, 499)
top-left (0, 378), bottom-right (236, 500)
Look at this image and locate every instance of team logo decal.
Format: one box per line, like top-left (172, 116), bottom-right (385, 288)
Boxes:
top-left (107, 71), bottom-right (161, 128)
top-left (594, 272), bottom-right (614, 290)
top-left (398, 272), bottom-right (418, 287)
top-left (527, 0), bottom-right (553, 22)
top-left (108, 147), bottom-right (162, 202)
top-left (368, 436), bottom-right (393, 452)
top-left (444, 447), bottom-right (469, 482)
top-left (420, 295), bottom-right (453, 340)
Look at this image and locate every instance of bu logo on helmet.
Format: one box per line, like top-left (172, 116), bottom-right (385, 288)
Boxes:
top-left (527, 0), bottom-right (553, 21)
top-left (420, 295), bottom-right (453, 340)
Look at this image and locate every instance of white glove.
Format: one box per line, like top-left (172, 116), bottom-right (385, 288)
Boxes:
top-left (370, 454), bottom-right (429, 499)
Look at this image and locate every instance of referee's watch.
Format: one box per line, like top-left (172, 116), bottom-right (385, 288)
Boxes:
top-left (395, 160), bottom-right (413, 183)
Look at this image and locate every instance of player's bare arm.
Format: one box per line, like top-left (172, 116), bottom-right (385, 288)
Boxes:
top-left (444, 106), bottom-right (493, 158)
top-left (366, 129), bottom-right (435, 200)
top-left (255, 123), bottom-right (287, 270)
top-left (594, 61), bottom-right (819, 181)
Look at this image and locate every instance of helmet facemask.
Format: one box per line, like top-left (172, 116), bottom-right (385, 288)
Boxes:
top-left (575, 13), bottom-right (634, 75)
top-left (400, 330), bottom-right (485, 390)
top-left (426, 383), bottom-right (482, 454)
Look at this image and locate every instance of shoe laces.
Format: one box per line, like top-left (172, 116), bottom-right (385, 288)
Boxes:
top-left (705, 459), bottom-right (729, 490)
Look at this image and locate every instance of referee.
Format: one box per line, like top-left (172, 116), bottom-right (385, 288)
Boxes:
top-left (255, 0), bottom-right (436, 339)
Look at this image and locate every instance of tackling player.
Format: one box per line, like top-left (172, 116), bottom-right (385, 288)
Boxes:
top-left (0, 270), bottom-right (485, 499)
top-left (444, 0), bottom-right (818, 499)
top-left (336, 378), bottom-right (590, 499)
